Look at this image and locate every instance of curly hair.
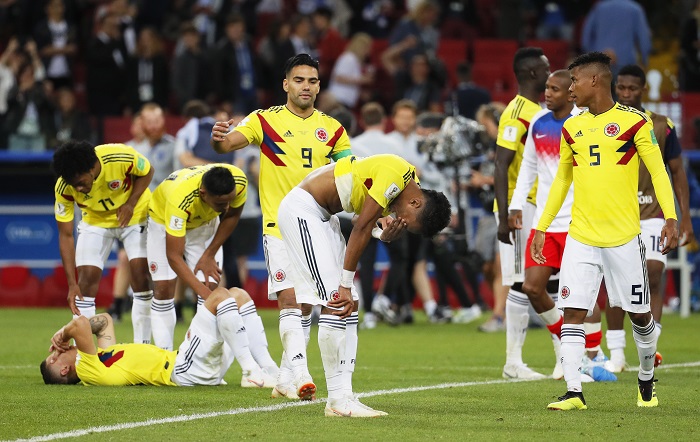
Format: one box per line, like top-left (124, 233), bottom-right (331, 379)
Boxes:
top-left (202, 166), bottom-right (235, 196)
top-left (52, 140), bottom-right (97, 182)
top-left (617, 64), bottom-right (646, 86)
top-left (418, 189), bottom-right (452, 238)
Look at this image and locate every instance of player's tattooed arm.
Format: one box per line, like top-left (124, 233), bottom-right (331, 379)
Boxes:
top-left (89, 313), bottom-right (116, 348)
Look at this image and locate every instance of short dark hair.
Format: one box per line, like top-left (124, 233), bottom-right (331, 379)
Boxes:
top-left (182, 99), bottom-right (210, 119)
top-left (456, 62), bottom-right (472, 80)
top-left (568, 51), bottom-right (611, 70)
top-left (313, 5), bottom-right (333, 19)
top-left (419, 189), bottom-right (451, 238)
top-left (283, 53), bottom-right (319, 77)
top-left (40, 359), bottom-right (79, 385)
top-left (202, 166), bottom-right (235, 196)
top-left (513, 47), bottom-right (545, 74)
top-left (416, 112), bottom-right (444, 130)
top-left (617, 64), bottom-right (646, 86)
top-left (360, 102), bottom-right (385, 126)
top-left (52, 140), bottom-right (97, 182)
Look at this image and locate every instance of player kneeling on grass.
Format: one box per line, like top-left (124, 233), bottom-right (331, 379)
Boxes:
top-left (41, 287), bottom-right (269, 387)
top-left (277, 154), bottom-right (451, 417)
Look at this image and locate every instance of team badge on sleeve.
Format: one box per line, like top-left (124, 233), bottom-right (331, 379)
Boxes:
top-left (604, 123), bottom-right (620, 137)
top-left (55, 202), bottom-right (66, 216)
top-left (315, 128), bottom-right (328, 142)
top-left (384, 183), bottom-right (401, 200)
top-left (169, 215), bottom-right (185, 231)
top-left (502, 126), bottom-right (517, 142)
top-left (108, 180), bottom-right (121, 190)
top-left (137, 156), bottom-right (146, 172)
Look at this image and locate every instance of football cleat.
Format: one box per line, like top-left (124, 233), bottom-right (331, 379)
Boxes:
top-left (552, 361), bottom-right (564, 380)
top-left (503, 363), bottom-right (547, 380)
top-left (325, 396), bottom-right (386, 418)
top-left (654, 352), bottom-right (663, 368)
top-left (637, 378), bottom-right (658, 407)
top-left (295, 374), bottom-right (316, 401)
top-left (547, 391), bottom-right (588, 411)
top-left (240, 366), bottom-right (267, 388)
top-left (271, 382), bottom-right (300, 399)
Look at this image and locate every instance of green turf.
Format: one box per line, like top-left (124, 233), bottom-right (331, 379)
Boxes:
top-left (1, 308), bottom-right (698, 441)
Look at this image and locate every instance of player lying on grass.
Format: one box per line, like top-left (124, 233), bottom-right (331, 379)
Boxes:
top-left (277, 153), bottom-right (451, 417)
top-left (40, 287), bottom-right (268, 387)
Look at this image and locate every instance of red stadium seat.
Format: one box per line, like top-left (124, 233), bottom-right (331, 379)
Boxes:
top-left (437, 39), bottom-right (469, 88)
top-left (102, 116), bottom-right (132, 144)
top-left (40, 266), bottom-right (71, 307)
top-left (0, 266), bottom-right (41, 307)
top-left (472, 39), bottom-right (519, 65)
top-left (96, 268), bottom-right (115, 308)
top-left (471, 62), bottom-right (516, 100)
top-left (525, 39), bottom-right (571, 71)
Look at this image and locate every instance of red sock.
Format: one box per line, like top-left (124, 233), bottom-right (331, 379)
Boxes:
top-left (546, 316), bottom-right (563, 338)
top-left (585, 330), bottom-right (602, 351)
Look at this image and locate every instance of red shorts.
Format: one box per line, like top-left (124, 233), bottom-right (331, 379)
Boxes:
top-left (525, 230), bottom-right (567, 270)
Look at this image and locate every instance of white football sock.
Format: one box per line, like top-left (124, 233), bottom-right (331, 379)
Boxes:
top-left (318, 313), bottom-right (346, 400)
top-left (423, 299), bottom-right (437, 317)
top-left (279, 308), bottom-right (308, 379)
top-left (505, 289), bottom-right (530, 365)
top-left (216, 298), bottom-right (257, 373)
top-left (132, 290), bottom-right (152, 344)
top-left (75, 296), bottom-right (96, 319)
top-left (561, 324), bottom-right (586, 393)
top-left (239, 300), bottom-right (278, 374)
top-left (302, 313), bottom-right (312, 348)
top-left (606, 329), bottom-right (626, 366)
top-left (632, 319), bottom-right (658, 382)
top-left (343, 312), bottom-right (359, 396)
top-left (151, 298), bottom-right (176, 350)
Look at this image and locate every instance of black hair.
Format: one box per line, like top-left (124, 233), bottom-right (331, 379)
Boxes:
top-left (40, 359), bottom-right (80, 385)
top-left (52, 140), bottom-right (97, 181)
top-left (419, 189), bottom-right (452, 238)
top-left (513, 47), bottom-right (545, 75)
top-left (314, 5), bottom-right (333, 19)
top-left (283, 53), bottom-right (319, 77)
top-left (201, 166), bottom-right (235, 196)
top-left (617, 64), bottom-right (646, 86)
top-left (568, 51), bottom-right (611, 70)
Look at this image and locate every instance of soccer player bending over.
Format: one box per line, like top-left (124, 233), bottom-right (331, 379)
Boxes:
top-left (532, 52), bottom-right (678, 410)
top-left (53, 141), bottom-right (154, 344)
top-left (277, 154), bottom-right (451, 417)
top-left (40, 287), bottom-right (269, 388)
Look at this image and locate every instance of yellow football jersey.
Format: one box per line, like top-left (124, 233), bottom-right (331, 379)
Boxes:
top-left (334, 155), bottom-right (418, 216)
top-left (54, 144), bottom-right (152, 228)
top-left (234, 105), bottom-right (351, 238)
top-left (149, 164), bottom-right (247, 237)
top-left (537, 103), bottom-right (677, 247)
top-left (494, 95), bottom-right (541, 212)
top-left (77, 344), bottom-right (177, 386)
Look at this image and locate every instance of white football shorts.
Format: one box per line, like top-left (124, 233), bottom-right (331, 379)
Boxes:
top-left (171, 306), bottom-right (228, 386)
top-left (277, 187), bottom-right (359, 307)
top-left (262, 234), bottom-right (295, 300)
top-left (147, 217), bottom-right (223, 282)
top-left (640, 218), bottom-right (667, 265)
top-left (558, 235), bottom-right (650, 315)
top-left (75, 221), bottom-right (147, 269)
top-left (495, 202), bottom-right (535, 285)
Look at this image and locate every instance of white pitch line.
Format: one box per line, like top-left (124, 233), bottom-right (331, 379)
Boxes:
top-left (8, 361), bottom-right (699, 442)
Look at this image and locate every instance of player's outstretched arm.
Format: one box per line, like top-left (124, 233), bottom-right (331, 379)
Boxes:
top-left (530, 230), bottom-right (547, 264)
top-left (194, 206), bottom-right (243, 286)
top-left (117, 166), bottom-right (154, 228)
top-left (668, 156), bottom-right (694, 246)
top-left (49, 316), bottom-right (97, 361)
top-left (89, 313), bottom-right (116, 349)
top-left (660, 218), bottom-right (679, 255)
top-left (166, 234), bottom-right (212, 299)
top-left (210, 119), bottom-right (250, 153)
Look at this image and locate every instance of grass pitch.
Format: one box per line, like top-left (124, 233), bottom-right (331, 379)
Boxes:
top-left (1, 307), bottom-right (698, 441)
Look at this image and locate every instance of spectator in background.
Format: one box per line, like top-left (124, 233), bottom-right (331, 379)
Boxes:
top-left (176, 100), bottom-right (235, 167)
top-left (224, 112), bottom-right (262, 289)
top-left (257, 18), bottom-right (292, 102)
top-left (0, 38), bottom-right (46, 147)
top-left (680, 0), bottom-right (700, 91)
top-left (130, 103), bottom-right (178, 190)
top-left (387, 0), bottom-right (440, 66)
top-left (473, 102), bottom-right (507, 333)
top-left (581, 0), bottom-right (651, 76)
top-left (171, 22), bottom-right (212, 111)
top-left (448, 62), bottom-right (491, 120)
top-left (126, 27), bottom-right (168, 113)
top-left (108, 0), bottom-right (138, 56)
top-left (184, 0), bottom-right (225, 47)
top-left (387, 98), bottom-right (418, 153)
top-left (353, 0), bottom-right (401, 38)
top-left (397, 53), bottom-right (443, 113)
top-left (347, 102), bottom-right (404, 328)
top-left (327, 32), bottom-right (374, 109)
top-left (312, 6), bottom-right (345, 85)
top-left (86, 12), bottom-right (127, 117)
top-left (4, 59), bottom-right (53, 152)
top-left (213, 14), bottom-right (260, 114)
top-left (48, 87), bottom-right (93, 146)
top-left (33, 0), bottom-right (78, 90)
